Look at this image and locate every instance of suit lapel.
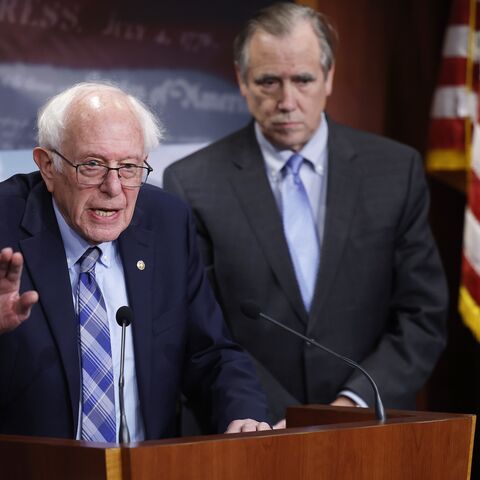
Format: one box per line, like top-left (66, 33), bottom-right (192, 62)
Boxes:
top-left (229, 126), bottom-right (308, 323)
top-left (118, 212), bottom-right (155, 425)
top-left (309, 122), bottom-right (362, 328)
top-left (19, 182), bottom-right (80, 432)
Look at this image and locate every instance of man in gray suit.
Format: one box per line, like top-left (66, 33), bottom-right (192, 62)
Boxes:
top-left (164, 2), bottom-right (448, 426)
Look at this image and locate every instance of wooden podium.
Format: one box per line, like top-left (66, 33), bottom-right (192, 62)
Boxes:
top-left (0, 405), bottom-right (475, 479)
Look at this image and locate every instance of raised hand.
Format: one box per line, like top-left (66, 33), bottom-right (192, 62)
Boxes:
top-left (0, 248), bottom-right (38, 334)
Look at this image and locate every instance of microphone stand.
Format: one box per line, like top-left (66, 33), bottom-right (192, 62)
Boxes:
top-left (260, 311), bottom-right (387, 422)
top-left (118, 319), bottom-right (130, 443)
top-left (241, 301), bottom-right (386, 423)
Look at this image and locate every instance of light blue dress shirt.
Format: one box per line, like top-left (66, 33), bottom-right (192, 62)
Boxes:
top-left (52, 200), bottom-right (146, 441)
top-left (255, 115), bottom-right (367, 408)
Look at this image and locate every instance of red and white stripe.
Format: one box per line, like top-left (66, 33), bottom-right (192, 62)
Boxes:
top-left (460, 117), bottom-right (480, 340)
top-left (426, 0), bottom-right (479, 170)
top-left (440, 0), bottom-right (480, 339)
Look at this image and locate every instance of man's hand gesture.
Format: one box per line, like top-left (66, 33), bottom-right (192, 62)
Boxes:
top-left (0, 248), bottom-right (38, 334)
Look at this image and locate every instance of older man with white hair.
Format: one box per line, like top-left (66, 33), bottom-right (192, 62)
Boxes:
top-left (0, 82), bottom-right (270, 442)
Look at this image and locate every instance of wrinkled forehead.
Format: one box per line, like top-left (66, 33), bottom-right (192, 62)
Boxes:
top-left (246, 25), bottom-right (323, 75)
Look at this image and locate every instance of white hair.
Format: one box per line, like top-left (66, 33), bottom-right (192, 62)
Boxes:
top-left (37, 82), bottom-right (164, 169)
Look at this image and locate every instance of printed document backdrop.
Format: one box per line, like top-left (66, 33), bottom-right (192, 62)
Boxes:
top-left (0, 0), bottom-right (275, 184)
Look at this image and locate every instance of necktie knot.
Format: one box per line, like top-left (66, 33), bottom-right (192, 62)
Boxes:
top-left (285, 153), bottom-right (304, 177)
top-left (79, 247), bottom-right (101, 274)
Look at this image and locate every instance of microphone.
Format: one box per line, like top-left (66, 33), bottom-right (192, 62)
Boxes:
top-left (115, 306), bottom-right (133, 443)
top-left (240, 300), bottom-right (386, 422)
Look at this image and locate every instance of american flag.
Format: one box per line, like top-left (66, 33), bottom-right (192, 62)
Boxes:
top-left (426, 0), bottom-right (479, 171)
top-left (427, 0), bottom-right (480, 339)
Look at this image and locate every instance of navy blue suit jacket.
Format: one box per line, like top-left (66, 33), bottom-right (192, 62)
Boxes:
top-left (0, 172), bottom-right (268, 440)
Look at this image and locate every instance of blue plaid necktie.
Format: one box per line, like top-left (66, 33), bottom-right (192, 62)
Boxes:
top-left (281, 154), bottom-right (320, 311)
top-left (77, 247), bottom-right (116, 443)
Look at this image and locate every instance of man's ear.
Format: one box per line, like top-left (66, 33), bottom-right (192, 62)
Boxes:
top-left (235, 64), bottom-right (248, 98)
top-left (325, 63), bottom-right (335, 97)
top-left (33, 147), bottom-right (56, 193)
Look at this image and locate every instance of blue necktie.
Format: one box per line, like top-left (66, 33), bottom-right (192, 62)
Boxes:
top-left (77, 247), bottom-right (116, 443)
top-left (281, 154), bottom-right (320, 311)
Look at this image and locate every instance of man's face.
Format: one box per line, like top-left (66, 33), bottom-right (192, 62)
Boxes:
top-left (37, 94), bottom-right (145, 245)
top-left (237, 22), bottom-right (334, 151)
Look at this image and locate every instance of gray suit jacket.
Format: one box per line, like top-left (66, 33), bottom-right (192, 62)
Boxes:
top-left (163, 119), bottom-right (448, 421)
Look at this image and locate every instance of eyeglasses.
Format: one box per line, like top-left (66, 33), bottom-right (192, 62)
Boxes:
top-left (51, 149), bottom-right (153, 188)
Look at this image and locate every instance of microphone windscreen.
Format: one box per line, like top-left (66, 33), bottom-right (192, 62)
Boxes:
top-left (240, 300), bottom-right (262, 320)
top-left (116, 306), bottom-right (133, 327)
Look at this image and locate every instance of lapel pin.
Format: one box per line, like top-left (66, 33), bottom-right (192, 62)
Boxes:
top-left (136, 260), bottom-right (145, 271)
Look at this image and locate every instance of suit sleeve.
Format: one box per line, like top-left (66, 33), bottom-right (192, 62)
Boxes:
top-left (343, 153), bottom-right (448, 407)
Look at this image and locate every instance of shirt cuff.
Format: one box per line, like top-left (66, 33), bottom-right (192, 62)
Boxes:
top-left (337, 390), bottom-right (368, 408)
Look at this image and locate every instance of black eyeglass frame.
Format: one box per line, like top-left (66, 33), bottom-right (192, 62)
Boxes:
top-left (51, 149), bottom-right (153, 188)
